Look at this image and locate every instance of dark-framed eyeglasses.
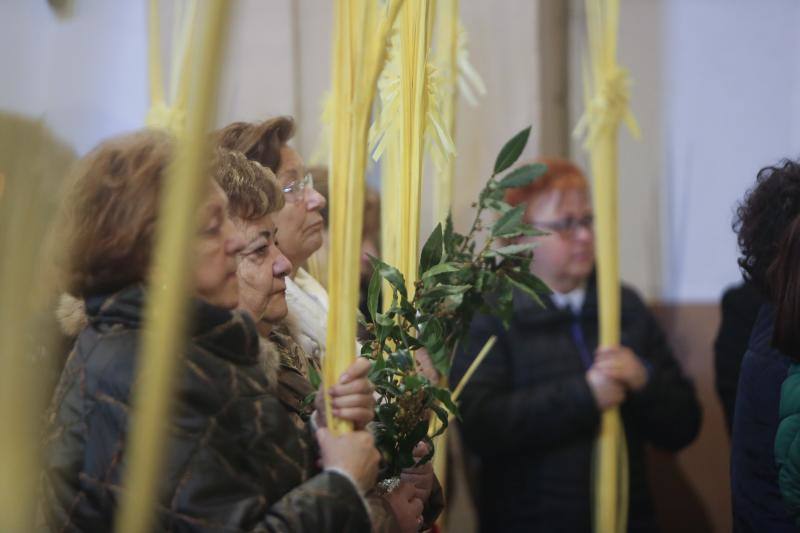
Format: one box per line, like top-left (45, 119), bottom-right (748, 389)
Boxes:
top-left (531, 214), bottom-right (594, 238)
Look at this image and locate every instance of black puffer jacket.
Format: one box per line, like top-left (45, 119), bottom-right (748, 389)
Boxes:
top-left (40, 285), bottom-right (371, 532)
top-left (451, 277), bottom-right (701, 533)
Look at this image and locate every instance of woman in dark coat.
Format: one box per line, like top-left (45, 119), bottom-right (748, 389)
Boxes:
top-left (729, 159), bottom-right (800, 532)
top-left (41, 130), bottom-right (380, 532)
top-left (451, 158), bottom-right (701, 533)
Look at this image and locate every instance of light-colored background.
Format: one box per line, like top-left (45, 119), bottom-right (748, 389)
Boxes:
top-left (4, 1), bottom-right (800, 531)
top-left (5, 0), bottom-right (800, 303)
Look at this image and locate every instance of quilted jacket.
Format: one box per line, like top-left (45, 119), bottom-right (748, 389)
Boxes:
top-left (775, 362), bottom-right (800, 527)
top-left (451, 276), bottom-right (701, 532)
top-left (40, 284), bottom-right (371, 532)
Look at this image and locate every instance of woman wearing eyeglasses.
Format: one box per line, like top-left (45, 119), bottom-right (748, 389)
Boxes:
top-left (450, 157), bottom-right (701, 533)
top-left (215, 118), bottom-right (442, 532)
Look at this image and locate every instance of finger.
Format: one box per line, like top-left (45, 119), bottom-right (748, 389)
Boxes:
top-left (332, 407), bottom-right (375, 426)
top-left (340, 357), bottom-right (372, 384)
top-left (397, 481), bottom-right (417, 499)
top-left (413, 441), bottom-right (430, 457)
top-left (400, 471), bottom-right (426, 484)
top-left (315, 427), bottom-right (330, 447)
top-left (595, 359), bottom-right (625, 372)
top-left (330, 378), bottom-right (374, 398)
top-left (332, 394), bottom-right (375, 409)
top-left (597, 367), bottom-right (629, 383)
top-left (595, 350), bottom-right (620, 362)
top-left (411, 497), bottom-right (424, 515)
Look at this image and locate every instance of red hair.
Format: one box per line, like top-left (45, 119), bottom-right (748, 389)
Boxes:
top-left (504, 157), bottom-right (589, 207)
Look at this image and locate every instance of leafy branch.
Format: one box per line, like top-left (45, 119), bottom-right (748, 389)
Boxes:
top-left (361, 126), bottom-right (552, 477)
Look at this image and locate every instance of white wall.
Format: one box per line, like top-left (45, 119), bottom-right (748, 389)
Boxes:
top-left (662, 0), bottom-right (800, 302)
top-left (570, 0), bottom-right (800, 303)
top-left (0, 0), bottom-right (149, 154)
top-left (0, 0), bottom-right (544, 250)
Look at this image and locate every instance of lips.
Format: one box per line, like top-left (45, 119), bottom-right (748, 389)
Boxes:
top-left (271, 283), bottom-right (286, 295)
top-left (306, 221), bottom-right (324, 233)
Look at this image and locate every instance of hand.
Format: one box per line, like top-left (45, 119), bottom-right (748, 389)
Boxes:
top-left (315, 357), bottom-right (375, 430)
top-left (317, 428), bottom-right (380, 494)
top-left (400, 442), bottom-right (435, 503)
top-left (415, 348), bottom-right (440, 386)
top-left (586, 365), bottom-right (626, 411)
top-left (383, 481), bottom-right (424, 533)
top-left (594, 345), bottom-right (649, 392)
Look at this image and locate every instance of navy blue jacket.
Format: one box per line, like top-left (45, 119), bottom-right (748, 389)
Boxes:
top-left (452, 279), bottom-right (700, 533)
top-left (731, 304), bottom-right (796, 532)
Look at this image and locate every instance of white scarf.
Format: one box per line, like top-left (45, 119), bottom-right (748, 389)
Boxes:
top-left (284, 267), bottom-right (329, 362)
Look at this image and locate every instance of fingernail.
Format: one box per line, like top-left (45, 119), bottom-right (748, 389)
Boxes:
top-left (339, 373), bottom-right (350, 384)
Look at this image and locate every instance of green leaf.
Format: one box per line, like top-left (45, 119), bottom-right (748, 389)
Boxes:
top-left (497, 163), bottom-right (547, 189)
top-left (423, 284), bottom-right (471, 301)
top-left (367, 268), bottom-right (381, 322)
top-left (370, 256), bottom-right (407, 300)
top-left (484, 198), bottom-right (513, 214)
top-left (401, 419), bottom-right (430, 453)
top-left (493, 242), bottom-right (538, 257)
top-left (429, 404), bottom-right (450, 437)
top-left (507, 270), bottom-right (551, 307)
top-left (491, 204), bottom-right (526, 237)
top-left (493, 126), bottom-right (531, 174)
top-left (421, 262), bottom-right (460, 280)
top-left (307, 364), bottom-right (322, 389)
top-left (520, 225), bottom-right (549, 237)
top-left (428, 345), bottom-right (451, 376)
top-left (301, 391), bottom-right (317, 408)
top-left (403, 374), bottom-right (427, 392)
top-left (390, 350), bottom-right (414, 371)
top-left (430, 387), bottom-right (460, 419)
top-left (377, 403), bottom-right (398, 426)
top-left (419, 316), bottom-right (444, 346)
top-left (419, 223), bottom-right (443, 273)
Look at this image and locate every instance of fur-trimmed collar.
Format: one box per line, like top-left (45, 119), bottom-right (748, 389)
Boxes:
top-left (56, 293), bottom-right (88, 337)
top-left (257, 335), bottom-right (281, 392)
top-left (56, 292), bottom-right (282, 391)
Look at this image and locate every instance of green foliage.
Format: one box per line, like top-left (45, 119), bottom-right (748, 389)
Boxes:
top-left (362, 126), bottom-right (551, 478)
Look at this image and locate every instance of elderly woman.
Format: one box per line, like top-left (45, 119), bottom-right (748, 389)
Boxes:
top-left (451, 157), bottom-right (701, 533)
top-left (215, 151), bottom-right (426, 533)
top-left (41, 130), bottom-right (379, 532)
top-left (215, 118), bottom-right (442, 530)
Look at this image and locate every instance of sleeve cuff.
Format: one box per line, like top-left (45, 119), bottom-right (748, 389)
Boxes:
top-left (324, 468), bottom-right (373, 526)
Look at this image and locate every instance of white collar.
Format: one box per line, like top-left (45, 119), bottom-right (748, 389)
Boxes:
top-left (550, 284), bottom-right (586, 314)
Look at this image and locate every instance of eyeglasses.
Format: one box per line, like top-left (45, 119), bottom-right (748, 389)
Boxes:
top-left (532, 214), bottom-right (594, 238)
top-left (281, 172), bottom-right (314, 203)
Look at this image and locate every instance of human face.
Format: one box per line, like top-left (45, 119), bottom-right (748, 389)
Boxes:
top-left (523, 188), bottom-right (595, 293)
top-left (194, 182), bottom-right (246, 309)
top-left (235, 214), bottom-right (293, 333)
top-left (272, 146), bottom-right (327, 268)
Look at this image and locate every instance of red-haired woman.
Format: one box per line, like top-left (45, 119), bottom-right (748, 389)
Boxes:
top-left (451, 157), bottom-right (700, 532)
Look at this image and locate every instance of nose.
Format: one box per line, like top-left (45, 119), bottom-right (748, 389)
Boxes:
top-left (273, 252), bottom-right (292, 278)
top-left (573, 223), bottom-right (593, 243)
top-left (306, 188), bottom-right (327, 211)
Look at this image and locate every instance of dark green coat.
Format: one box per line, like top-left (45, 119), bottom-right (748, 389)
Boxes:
top-left (775, 362), bottom-right (800, 527)
top-left (40, 285), bottom-right (370, 532)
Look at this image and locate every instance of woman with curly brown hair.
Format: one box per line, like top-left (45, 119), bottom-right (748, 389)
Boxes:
top-left (729, 158), bottom-right (800, 532)
top-left (41, 130), bottom-right (380, 532)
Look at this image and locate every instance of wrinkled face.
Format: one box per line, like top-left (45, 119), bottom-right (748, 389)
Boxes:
top-left (523, 187), bottom-right (595, 293)
top-left (235, 214), bottom-right (293, 326)
top-left (194, 182), bottom-right (246, 309)
top-left (272, 146), bottom-right (327, 267)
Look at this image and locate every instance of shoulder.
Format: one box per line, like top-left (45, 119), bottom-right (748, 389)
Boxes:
top-left (619, 283), bottom-right (649, 313)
